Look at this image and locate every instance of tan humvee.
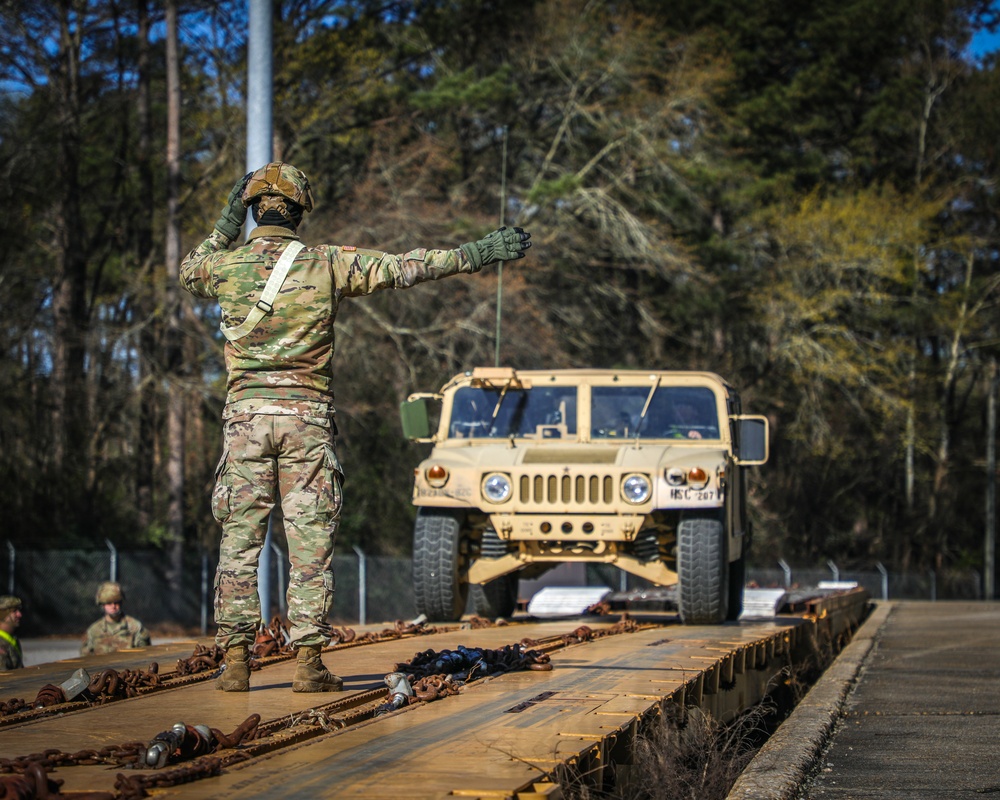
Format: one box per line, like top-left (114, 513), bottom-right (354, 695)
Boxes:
top-left (399, 367), bottom-right (769, 624)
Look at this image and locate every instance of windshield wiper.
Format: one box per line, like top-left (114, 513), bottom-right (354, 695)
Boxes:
top-left (634, 375), bottom-right (662, 445)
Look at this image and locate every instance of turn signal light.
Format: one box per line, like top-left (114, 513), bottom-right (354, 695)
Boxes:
top-left (426, 464), bottom-right (449, 487)
top-left (687, 467), bottom-right (709, 489)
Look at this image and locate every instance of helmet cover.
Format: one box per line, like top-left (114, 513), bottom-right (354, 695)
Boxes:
top-left (95, 581), bottom-right (124, 605)
top-left (241, 161), bottom-right (314, 221)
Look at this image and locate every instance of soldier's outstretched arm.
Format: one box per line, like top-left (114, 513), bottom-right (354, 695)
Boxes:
top-left (332, 227), bottom-right (532, 298)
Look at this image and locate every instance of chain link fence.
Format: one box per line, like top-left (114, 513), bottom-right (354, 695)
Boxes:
top-left (1, 543), bottom-right (987, 638)
top-left (1, 545), bottom-right (415, 638)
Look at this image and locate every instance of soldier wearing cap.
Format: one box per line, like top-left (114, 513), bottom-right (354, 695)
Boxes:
top-left (81, 582), bottom-right (152, 656)
top-left (0, 595), bottom-right (24, 670)
top-left (180, 162), bottom-right (531, 692)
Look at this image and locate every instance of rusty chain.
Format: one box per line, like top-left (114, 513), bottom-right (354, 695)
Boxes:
top-left (0, 615), bottom-right (643, 798)
top-left (0, 615), bottom-right (452, 724)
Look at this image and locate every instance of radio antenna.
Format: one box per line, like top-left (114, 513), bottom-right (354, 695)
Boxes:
top-left (494, 125), bottom-right (508, 368)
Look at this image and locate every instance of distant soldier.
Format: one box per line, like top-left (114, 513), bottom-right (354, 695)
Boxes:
top-left (81, 582), bottom-right (151, 656)
top-left (0, 595), bottom-right (24, 670)
top-left (180, 161), bottom-right (531, 692)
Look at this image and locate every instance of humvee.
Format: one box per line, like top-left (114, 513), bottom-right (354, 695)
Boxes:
top-left (399, 368), bottom-right (769, 624)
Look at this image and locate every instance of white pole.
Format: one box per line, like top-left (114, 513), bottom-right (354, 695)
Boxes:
top-left (876, 562), bottom-right (889, 600)
top-left (247, 0), bottom-right (275, 622)
top-left (778, 558), bottom-right (791, 589)
top-left (986, 358), bottom-right (996, 599)
top-left (6, 541), bottom-right (14, 594)
top-left (270, 539), bottom-right (287, 616)
top-left (246, 0), bottom-right (273, 179)
top-left (352, 545), bottom-right (366, 626)
top-left (106, 538), bottom-right (118, 582)
top-left (201, 552), bottom-right (209, 635)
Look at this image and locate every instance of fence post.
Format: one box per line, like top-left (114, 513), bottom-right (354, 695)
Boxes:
top-left (875, 562), bottom-right (889, 600)
top-left (105, 539), bottom-right (117, 582)
top-left (201, 553), bottom-right (209, 636)
top-left (6, 541), bottom-right (14, 594)
top-left (352, 545), bottom-right (366, 626)
top-left (827, 559), bottom-right (839, 582)
top-left (778, 559), bottom-right (792, 589)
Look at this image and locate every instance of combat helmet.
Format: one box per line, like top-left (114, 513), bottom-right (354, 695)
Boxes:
top-left (95, 581), bottom-right (124, 605)
top-left (0, 595), bottom-right (21, 613)
top-left (241, 161), bottom-right (314, 223)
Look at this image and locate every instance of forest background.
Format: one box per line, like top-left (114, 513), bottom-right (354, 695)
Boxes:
top-left (2, 0), bottom-right (999, 600)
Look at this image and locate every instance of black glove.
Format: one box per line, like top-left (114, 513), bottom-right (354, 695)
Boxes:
top-left (213, 172), bottom-right (253, 242)
top-left (459, 227), bottom-right (531, 269)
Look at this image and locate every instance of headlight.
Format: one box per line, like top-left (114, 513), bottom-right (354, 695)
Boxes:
top-left (622, 474), bottom-right (651, 504)
top-left (482, 473), bottom-right (512, 503)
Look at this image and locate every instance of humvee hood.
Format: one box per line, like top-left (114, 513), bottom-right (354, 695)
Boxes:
top-left (425, 442), bottom-right (728, 471)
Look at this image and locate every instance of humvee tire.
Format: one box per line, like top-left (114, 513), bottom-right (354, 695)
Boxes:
top-left (470, 575), bottom-right (518, 619)
top-left (677, 511), bottom-right (728, 624)
top-left (412, 507), bottom-right (468, 621)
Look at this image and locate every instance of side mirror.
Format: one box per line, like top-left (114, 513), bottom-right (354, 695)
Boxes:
top-left (733, 415), bottom-right (769, 465)
top-left (399, 395), bottom-right (439, 441)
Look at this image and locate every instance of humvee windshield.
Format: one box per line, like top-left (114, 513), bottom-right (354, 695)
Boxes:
top-left (447, 384), bottom-right (720, 441)
top-left (449, 386), bottom-right (578, 439)
top-left (591, 385), bottom-right (719, 440)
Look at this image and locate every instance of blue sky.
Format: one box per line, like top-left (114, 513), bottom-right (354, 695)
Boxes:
top-left (970, 27), bottom-right (1000, 57)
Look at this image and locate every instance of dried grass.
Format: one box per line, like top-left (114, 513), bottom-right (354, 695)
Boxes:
top-left (561, 698), bottom-right (779, 800)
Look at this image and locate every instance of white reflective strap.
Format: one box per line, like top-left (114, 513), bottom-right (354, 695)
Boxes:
top-left (220, 240), bottom-right (305, 342)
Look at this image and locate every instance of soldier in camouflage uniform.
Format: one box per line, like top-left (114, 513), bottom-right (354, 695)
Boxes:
top-left (0, 595), bottom-right (24, 670)
top-left (81, 581), bottom-right (152, 656)
top-left (180, 161), bottom-right (531, 692)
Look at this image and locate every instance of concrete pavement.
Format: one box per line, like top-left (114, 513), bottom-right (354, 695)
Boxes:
top-left (728, 601), bottom-right (1000, 799)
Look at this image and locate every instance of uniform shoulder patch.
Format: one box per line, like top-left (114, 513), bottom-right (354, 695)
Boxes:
top-left (343, 245), bottom-right (357, 252)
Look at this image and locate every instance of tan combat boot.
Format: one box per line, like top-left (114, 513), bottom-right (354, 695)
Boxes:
top-left (215, 644), bottom-right (250, 692)
top-left (292, 644), bottom-right (343, 692)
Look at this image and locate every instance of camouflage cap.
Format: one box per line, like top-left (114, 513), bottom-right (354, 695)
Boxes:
top-left (95, 581), bottom-right (124, 604)
top-left (241, 161), bottom-right (314, 215)
top-left (0, 595), bottom-right (22, 612)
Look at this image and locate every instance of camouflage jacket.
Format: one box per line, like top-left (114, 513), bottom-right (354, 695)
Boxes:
top-left (179, 226), bottom-right (480, 416)
top-left (81, 615), bottom-right (151, 656)
top-left (0, 631), bottom-right (23, 670)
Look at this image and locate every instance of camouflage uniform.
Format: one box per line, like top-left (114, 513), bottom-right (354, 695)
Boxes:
top-left (180, 224), bottom-right (482, 650)
top-left (81, 615), bottom-right (151, 656)
top-left (0, 635), bottom-right (22, 670)
top-left (0, 595), bottom-right (24, 670)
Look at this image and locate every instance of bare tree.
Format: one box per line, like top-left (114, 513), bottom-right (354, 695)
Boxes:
top-left (165, 0), bottom-right (186, 601)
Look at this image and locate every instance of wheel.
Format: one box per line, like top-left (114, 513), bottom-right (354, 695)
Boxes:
top-left (726, 551), bottom-right (745, 621)
top-left (677, 511), bottom-right (728, 624)
top-left (469, 574), bottom-right (519, 619)
top-left (412, 508), bottom-right (469, 621)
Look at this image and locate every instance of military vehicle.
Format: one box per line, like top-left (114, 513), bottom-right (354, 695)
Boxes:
top-left (399, 368), bottom-right (769, 624)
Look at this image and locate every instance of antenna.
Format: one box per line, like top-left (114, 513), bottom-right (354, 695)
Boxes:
top-left (494, 125), bottom-right (508, 368)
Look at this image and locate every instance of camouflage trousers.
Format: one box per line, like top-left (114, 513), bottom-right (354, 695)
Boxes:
top-left (212, 412), bottom-right (343, 650)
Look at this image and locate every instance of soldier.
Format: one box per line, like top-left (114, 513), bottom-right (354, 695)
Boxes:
top-left (81, 581), bottom-right (152, 656)
top-left (180, 161), bottom-right (531, 692)
top-left (0, 595), bottom-right (24, 670)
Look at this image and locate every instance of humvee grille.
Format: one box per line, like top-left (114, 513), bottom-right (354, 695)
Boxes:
top-left (518, 473), bottom-right (616, 506)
